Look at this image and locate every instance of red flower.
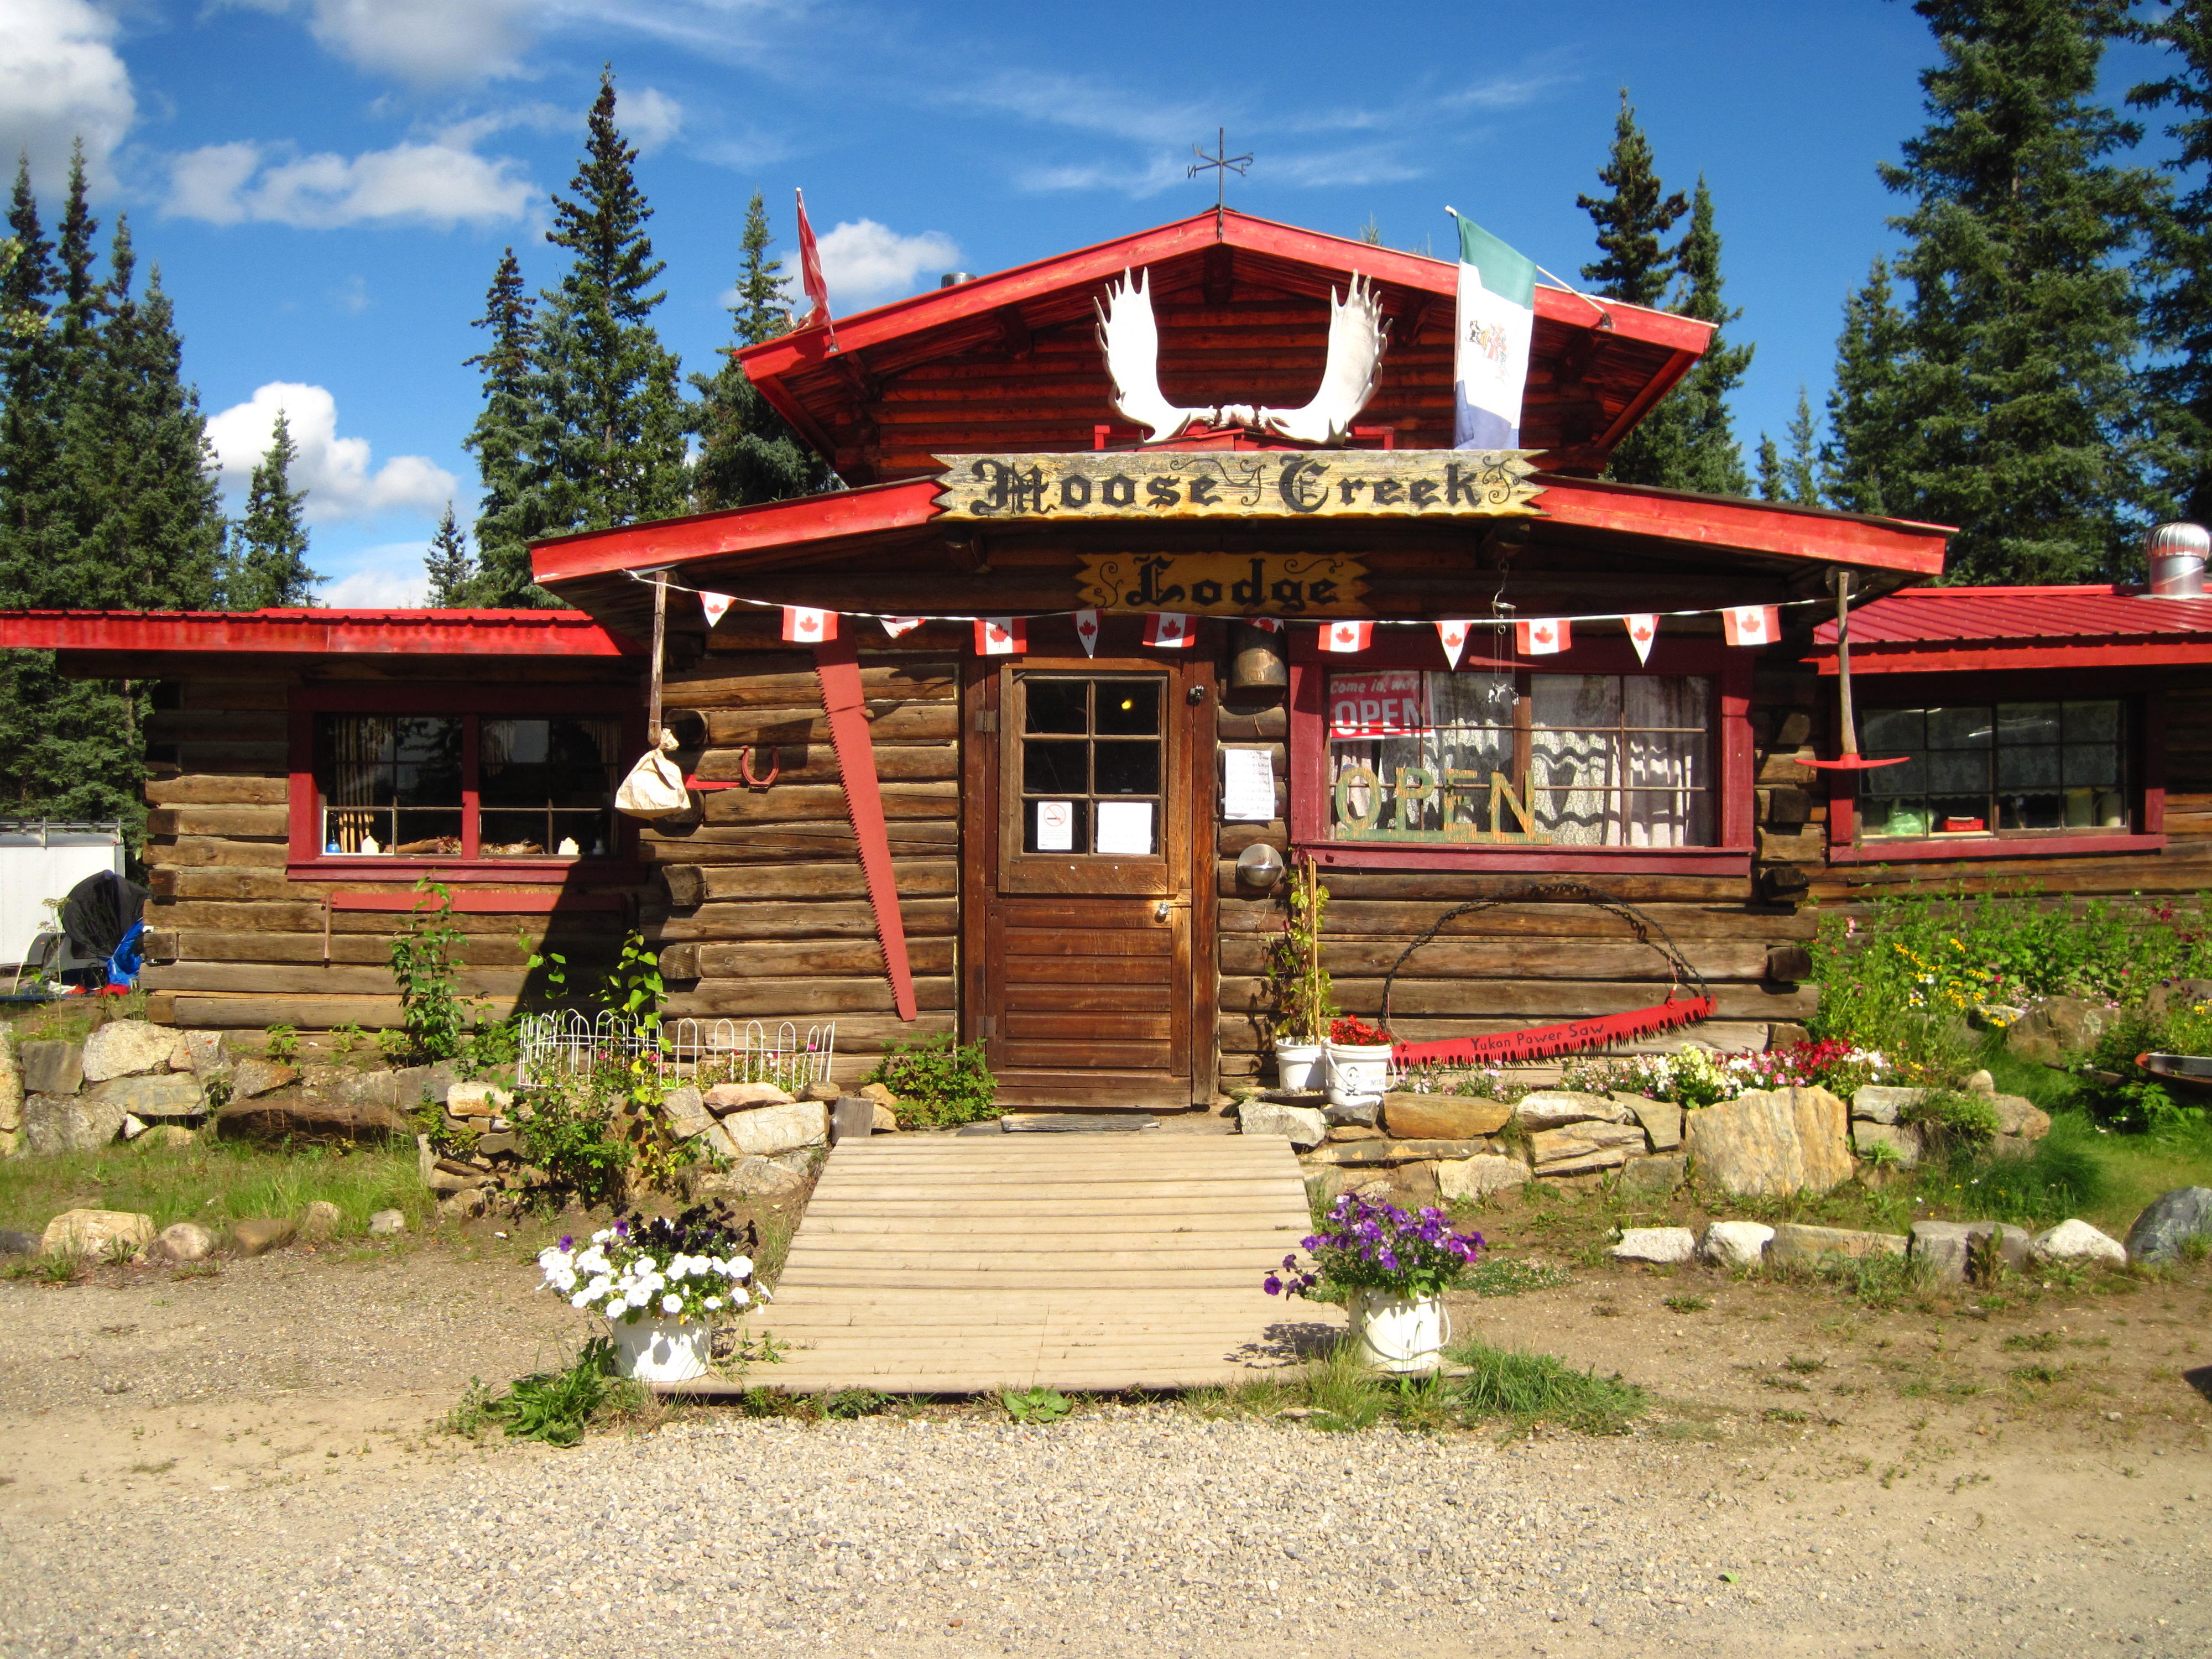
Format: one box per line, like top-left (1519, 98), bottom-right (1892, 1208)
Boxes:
top-left (1329, 1014), bottom-right (1395, 1046)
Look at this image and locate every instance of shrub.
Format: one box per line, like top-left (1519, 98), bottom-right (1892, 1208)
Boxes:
top-left (864, 1033), bottom-right (997, 1128)
top-left (1932, 1120), bottom-right (2107, 1229)
top-left (389, 880), bottom-right (475, 1063)
top-left (1900, 1088), bottom-right (2000, 1155)
top-left (513, 1074), bottom-right (630, 1206)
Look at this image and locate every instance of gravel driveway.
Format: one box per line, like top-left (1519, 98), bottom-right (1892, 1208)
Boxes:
top-left (1, 1245), bottom-right (2205, 1658)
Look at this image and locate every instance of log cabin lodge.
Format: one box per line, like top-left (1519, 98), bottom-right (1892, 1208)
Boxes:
top-left (8, 208), bottom-right (2212, 1110)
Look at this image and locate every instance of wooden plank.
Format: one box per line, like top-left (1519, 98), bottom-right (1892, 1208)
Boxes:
top-left (1215, 935), bottom-right (1772, 981)
top-left (657, 859), bottom-right (957, 907)
top-left (659, 937), bottom-right (955, 980)
top-left (699, 781), bottom-right (957, 826)
top-left (1215, 896), bottom-right (1815, 938)
top-left (144, 774), bottom-right (289, 806)
top-left (691, 743), bottom-right (957, 786)
top-left (1002, 928), bottom-right (1173, 957)
top-left (1001, 983), bottom-right (1173, 1014)
top-left (664, 660), bottom-right (955, 708)
top-left (697, 704), bottom-right (958, 746)
top-left (140, 962), bottom-right (527, 996)
top-left (1217, 862), bottom-right (1749, 903)
top-left (648, 896), bottom-right (958, 940)
top-left (147, 837), bottom-right (288, 869)
top-left (1219, 975), bottom-right (1817, 1020)
top-left (655, 975), bottom-right (954, 1015)
top-left (145, 804), bottom-right (289, 838)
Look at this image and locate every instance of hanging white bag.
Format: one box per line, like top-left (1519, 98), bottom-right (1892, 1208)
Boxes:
top-left (614, 731), bottom-right (690, 820)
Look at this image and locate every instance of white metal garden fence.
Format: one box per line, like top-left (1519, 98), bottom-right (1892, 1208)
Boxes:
top-left (516, 1013), bottom-right (837, 1092)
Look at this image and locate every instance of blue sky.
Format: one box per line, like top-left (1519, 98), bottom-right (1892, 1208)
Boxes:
top-left (1, 1), bottom-right (2184, 603)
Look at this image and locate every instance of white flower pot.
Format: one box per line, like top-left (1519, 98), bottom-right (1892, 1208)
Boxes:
top-left (1348, 1289), bottom-right (1450, 1375)
top-left (1324, 1042), bottom-right (1395, 1108)
top-left (608, 1317), bottom-right (712, 1382)
top-left (1274, 1041), bottom-right (1325, 1091)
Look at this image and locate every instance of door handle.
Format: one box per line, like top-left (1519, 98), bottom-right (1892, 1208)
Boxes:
top-left (1154, 899), bottom-right (1191, 922)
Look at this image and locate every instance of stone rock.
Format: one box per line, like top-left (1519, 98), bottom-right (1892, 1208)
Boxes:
top-left (367, 1209), bottom-right (406, 1236)
top-left (1907, 1220), bottom-right (1979, 1285)
top-left (1853, 1121), bottom-right (1922, 1167)
top-left (1767, 1022), bottom-right (1811, 1048)
top-left (1237, 1100), bottom-right (1327, 1150)
top-left (1619, 1152), bottom-right (1687, 1196)
top-left (216, 1090), bottom-right (411, 1144)
top-left (23, 1091), bottom-right (126, 1155)
top-left (1327, 1125), bottom-right (1384, 1142)
top-left (1610, 1226), bottom-right (1698, 1264)
top-left (426, 1157), bottom-right (492, 1193)
top-left (443, 1079), bottom-right (513, 1118)
top-left (320, 1070), bottom-right (403, 1112)
top-left (472, 1131), bottom-right (519, 1158)
top-left (156, 1222), bottom-right (215, 1262)
top-left (705, 1081), bottom-right (796, 1114)
top-left (226, 1057), bottom-right (298, 1101)
top-left (1619, 1094), bottom-right (1682, 1151)
top-left (84, 1073), bottom-right (205, 1121)
top-left (120, 1113), bottom-right (148, 1141)
top-left (660, 1084), bottom-right (713, 1141)
top-left (2032, 1218), bottom-right (2127, 1266)
top-left (858, 1082), bottom-right (900, 1112)
top-left (872, 1102), bottom-right (898, 1133)
top-left (799, 1081), bottom-right (841, 1102)
top-left (19, 1040), bottom-right (84, 1097)
top-left (0, 1035), bottom-right (20, 1134)
top-left (1850, 1085), bottom-right (1922, 1125)
top-left (1434, 1154), bottom-right (1530, 1201)
top-left (1768, 1222), bottom-right (1908, 1267)
top-left (692, 1156), bottom-right (805, 1201)
top-left (1683, 1086), bottom-right (1852, 1198)
top-left (2123, 1186), bottom-right (2212, 1264)
top-left (80, 1021), bottom-right (177, 1083)
top-left (298, 1200), bottom-right (344, 1243)
top-left (229, 1217), bottom-right (296, 1256)
top-left (415, 1133), bottom-right (436, 1186)
top-left (139, 1126), bottom-right (196, 1150)
top-left (41, 1208), bottom-right (155, 1258)
top-left (1989, 1094), bottom-right (2051, 1139)
top-left (437, 1188), bottom-right (489, 1222)
top-left (1699, 1220), bottom-right (1775, 1269)
top-left (0, 1229), bottom-right (38, 1256)
top-left (1323, 1095), bottom-right (1379, 1128)
top-left (169, 1030), bottom-right (228, 1074)
top-left (1964, 1070), bottom-right (1996, 1094)
top-left (1527, 1120), bottom-right (1646, 1177)
top-left (716, 1098), bottom-right (830, 1158)
top-left (829, 1097), bottom-right (874, 1144)
top-left (392, 1063), bottom-right (459, 1106)
top-left (1380, 1093), bottom-right (1511, 1140)
top-left (1513, 1090), bottom-right (1629, 1131)
top-left (2004, 996), bottom-right (2109, 1067)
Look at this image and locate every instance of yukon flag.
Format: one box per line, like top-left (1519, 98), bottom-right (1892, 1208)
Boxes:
top-left (1452, 215), bottom-right (1538, 450)
top-left (1515, 618), bottom-right (1571, 656)
top-left (698, 591), bottom-right (735, 629)
top-left (781, 606), bottom-right (836, 643)
top-left (1143, 612), bottom-right (1194, 649)
top-left (1624, 613), bottom-right (1658, 665)
top-left (1722, 605), bottom-right (1781, 647)
top-left (1321, 619), bottom-right (1373, 654)
top-left (1073, 608), bottom-right (1102, 656)
top-left (879, 616), bottom-right (925, 638)
top-left (975, 617), bottom-right (1026, 655)
top-left (1436, 620), bottom-right (1472, 669)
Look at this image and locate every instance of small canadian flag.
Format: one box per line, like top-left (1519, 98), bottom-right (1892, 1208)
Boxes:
top-left (1321, 619), bottom-right (1373, 653)
top-left (1516, 618), bottom-right (1571, 656)
top-left (1073, 608), bottom-right (1102, 656)
top-left (974, 616), bottom-right (1026, 655)
top-left (1722, 605), bottom-right (1781, 646)
top-left (1436, 619), bottom-right (1473, 669)
top-left (1243, 617), bottom-right (1283, 633)
top-left (698, 591), bottom-right (735, 629)
top-left (1624, 613), bottom-right (1658, 665)
top-left (879, 616), bottom-right (925, 639)
top-left (781, 606), bottom-right (836, 643)
top-left (1143, 612), bottom-right (1194, 648)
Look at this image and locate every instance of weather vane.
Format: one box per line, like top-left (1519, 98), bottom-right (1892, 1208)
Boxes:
top-left (1189, 127), bottom-right (1252, 234)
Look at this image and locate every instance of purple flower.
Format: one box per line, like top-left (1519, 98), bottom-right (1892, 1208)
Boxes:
top-left (1263, 1274), bottom-right (1282, 1296)
top-left (558, 1234), bottom-right (573, 1250)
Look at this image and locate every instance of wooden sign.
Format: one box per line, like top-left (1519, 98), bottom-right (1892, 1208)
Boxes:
top-left (933, 450), bottom-right (1542, 521)
top-left (1077, 553), bottom-right (1366, 617)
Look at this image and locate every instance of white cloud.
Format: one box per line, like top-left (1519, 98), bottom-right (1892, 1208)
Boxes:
top-left (322, 561), bottom-right (430, 608)
top-left (0, 0), bottom-right (135, 193)
top-left (165, 139), bottom-right (533, 228)
top-left (206, 383), bottom-right (458, 525)
top-left (1271, 145), bottom-right (1423, 190)
top-left (222, 0), bottom-right (543, 87)
top-left (1018, 154), bottom-right (1191, 199)
top-left (619, 86), bottom-right (683, 154)
top-left (814, 218), bottom-right (958, 308)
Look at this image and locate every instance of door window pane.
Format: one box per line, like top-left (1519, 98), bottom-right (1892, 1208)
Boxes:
top-left (479, 717), bottom-right (622, 857)
top-left (1014, 675), bottom-right (1164, 856)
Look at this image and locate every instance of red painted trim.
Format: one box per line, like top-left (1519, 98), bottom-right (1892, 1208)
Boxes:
top-left (289, 861), bottom-right (640, 884)
top-left (1827, 833), bottom-right (2167, 866)
top-left (1588, 348), bottom-right (1700, 458)
top-left (2145, 690), bottom-right (2167, 836)
top-left (815, 634), bottom-right (918, 1021)
top-left (1303, 844), bottom-right (1752, 875)
top-left (1814, 641), bottom-right (2212, 673)
top-left (1532, 477), bottom-right (1951, 575)
top-left (0, 609), bottom-right (640, 657)
top-left (531, 477), bottom-right (941, 585)
top-left (327, 889), bottom-right (627, 914)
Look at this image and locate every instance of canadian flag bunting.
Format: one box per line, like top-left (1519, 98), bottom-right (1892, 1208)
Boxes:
top-left (1515, 618), bottom-right (1571, 656)
top-left (1722, 605), bottom-right (1781, 647)
top-left (1321, 619), bottom-right (1373, 654)
top-left (1143, 612), bottom-right (1194, 648)
top-left (1435, 619), bottom-right (1472, 669)
top-left (1624, 613), bottom-right (1658, 665)
top-left (879, 616), bottom-right (925, 639)
top-left (1243, 617), bottom-right (1283, 633)
top-left (1072, 608), bottom-right (1102, 656)
top-left (698, 591), bottom-right (735, 629)
top-left (781, 606), bottom-right (836, 643)
top-left (974, 617), bottom-right (1026, 656)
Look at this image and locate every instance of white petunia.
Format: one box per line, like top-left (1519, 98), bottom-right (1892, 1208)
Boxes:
top-left (661, 1293), bottom-right (684, 1315)
top-left (728, 1255), bottom-right (753, 1279)
top-left (726, 1286), bottom-right (749, 1308)
top-left (570, 1291), bottom-right (593, 1310)
top-left (703, 1297), bottom-right (722, 1312)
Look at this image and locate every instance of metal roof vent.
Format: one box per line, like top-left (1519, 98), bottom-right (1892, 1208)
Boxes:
top-left (2148, 521), bottom-right (2209, 598)
top-left (940, 272), bottom-right (974, 288)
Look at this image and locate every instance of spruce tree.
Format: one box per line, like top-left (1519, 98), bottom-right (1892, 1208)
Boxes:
top-left (690, 192), bottom-right (832, 512)
top-left (1877, 0), bottom-right (2156, 582)
top-left (2130, 0), bottom-right (2212, 525)
top-left (531, 69), bottom-right (689, 540)
top-left (1577, 90), bottom-right (1688, 309)
top-left (1757, 390), bottom-right (1822, 505)
top-left (1820, 258), bottom-right (1913, 515)
top-left (462, 247), bottom-right (553, 607)
top-left (222, 409), bottom-right (317, 608)
top-left (423, 500), bottom-right (477, 606)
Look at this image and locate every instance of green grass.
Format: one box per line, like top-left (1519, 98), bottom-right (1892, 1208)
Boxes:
top-left (1459, 1256), bottom-right (1571, 1297)
top-left (1447, 1338), bottom-right (1647, 1434)
top-left (0, 1137), bottom-right (430, 1238)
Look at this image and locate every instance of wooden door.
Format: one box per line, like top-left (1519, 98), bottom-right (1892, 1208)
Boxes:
top-left (963, 652), bottom-right (1215, 1108)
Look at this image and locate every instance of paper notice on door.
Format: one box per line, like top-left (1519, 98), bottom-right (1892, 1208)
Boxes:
top-left (1222, 748), bottom-right (1276, 822)
top-left (1094, 800), bottom-right (1155, 855)
top-left (1036, 800), bottom-right (1074, 851)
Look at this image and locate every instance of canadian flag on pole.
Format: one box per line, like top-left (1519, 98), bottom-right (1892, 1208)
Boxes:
top-left (1436, 620), bottom-right (1473, 669)
top-left (1143, 612), bottom-right (1193, 648)
top-left (1515, 618), bottom-right (1571, 656)
top-left (1722, 605), bottom-right (1781, 647)
top-left (879, 616), bottom-right (924, 639)
top-left (974, 617), bottom-right (1026, 656)
top-left (1073, 608), bottom-right (1102, 656)
top-left (781, 606), bottom-right (836, 643)
top-left (698, 591), bottom-right (735, 629)
top-left (1624, 613), bottom-right (1658, 665)
top-left (1321, 619), bottom-right (1373, 654)
top-left (794, 189), bottom-right (834, 345)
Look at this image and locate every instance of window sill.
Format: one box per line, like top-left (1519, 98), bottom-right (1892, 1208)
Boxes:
top-left (1301, 843), bottom-right (1752, 876)
top-left (1829, 832), bottom-right (2164, 865)
top-left (286, 859), bottom-right (639, 884)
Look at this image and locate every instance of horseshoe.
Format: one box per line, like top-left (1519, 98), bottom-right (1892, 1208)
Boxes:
top-left (740, 744), bottom-right (781, 788)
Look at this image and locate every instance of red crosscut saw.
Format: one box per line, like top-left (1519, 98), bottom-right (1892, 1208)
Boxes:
top-left (1379, 884), bottom-right (1715, 1068)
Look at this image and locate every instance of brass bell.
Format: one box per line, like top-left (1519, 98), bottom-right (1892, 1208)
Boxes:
top-left (1228, 622), bottom-right (1287, 691)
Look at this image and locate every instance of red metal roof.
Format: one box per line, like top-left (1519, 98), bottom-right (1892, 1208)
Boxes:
top-left (0, 608), bottom-right (641, 657)
top-left (1809, 585), bottom-right (2212, 673)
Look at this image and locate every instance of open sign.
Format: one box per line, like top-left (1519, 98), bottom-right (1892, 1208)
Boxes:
top-left (1329, 671), bottom-right (1425, 738)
